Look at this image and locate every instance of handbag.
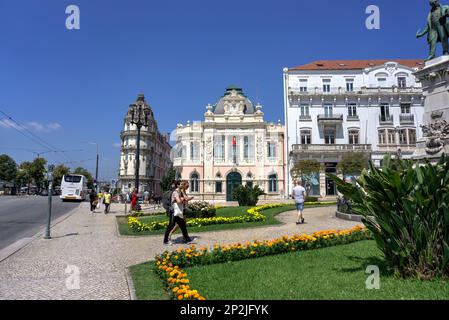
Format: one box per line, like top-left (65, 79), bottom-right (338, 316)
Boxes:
top-left (173, 202), bottom-right (184, 218)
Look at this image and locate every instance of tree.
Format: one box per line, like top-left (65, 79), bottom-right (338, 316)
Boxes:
top-left (17, 161), bottom-right (33, 193)
top-left (337, 153), bottom-right (369, 176)
top-left (73, 167), bottom-right (94, 189)
top-left (0, 154), bottom-right (17, 183)
top-left (52, 164), bottom-right (71, 187)
top-left (160, 168), bottom-right (176, 192)
top-left (29, 157), bottom-right (47, 192)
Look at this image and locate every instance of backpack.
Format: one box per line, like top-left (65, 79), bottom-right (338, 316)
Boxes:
top-left (162, 190), bottom-right (174, 211)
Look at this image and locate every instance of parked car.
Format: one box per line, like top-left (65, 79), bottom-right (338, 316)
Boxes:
top-left (40, 190), bottom-right (49, 196)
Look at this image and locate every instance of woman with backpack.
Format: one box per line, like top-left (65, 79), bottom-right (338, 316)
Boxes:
top-left (163, 181), bottom-right (193, 246)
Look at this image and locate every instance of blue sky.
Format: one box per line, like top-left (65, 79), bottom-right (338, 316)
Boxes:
top-left (0, 0), bottom-right (432, 180)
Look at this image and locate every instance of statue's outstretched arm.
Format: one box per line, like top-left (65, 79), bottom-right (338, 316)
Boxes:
top-left (417, 24), bottom-right (429, 38)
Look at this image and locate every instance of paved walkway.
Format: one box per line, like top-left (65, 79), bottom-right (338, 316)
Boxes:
top-left (0, 202), bottom-right (360, 300)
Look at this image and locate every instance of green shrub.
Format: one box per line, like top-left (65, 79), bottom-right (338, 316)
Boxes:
top-left (184, 201), bottom-right (216, 218)
top-left (328, 154), bottom-right (449, 280)
top-left (232, 185), bottom-right (265, 207)
top-left (305, 196), bottom-right (319, 203)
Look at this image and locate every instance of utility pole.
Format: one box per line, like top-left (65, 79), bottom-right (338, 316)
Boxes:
top-left (44, 164), bottom-right (54, 239)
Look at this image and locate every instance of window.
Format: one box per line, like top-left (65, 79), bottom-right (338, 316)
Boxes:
top-left (190, 173), bottom-right (199, 193)
top-left (409, 129), bottom-right (417, 145)
top-left (323, 79), bottom-right (331, 93)
top-left (387, 130), bottom-right (396, 145)
top-left (214, 135), bottom-right (225, 160)
top-left (190, 141), bottom-right (199, 160)
top-left (324, 128), bottom-right (335, 144)
top-left (348, 130), bottom-right (359, 145)
top-left (401, 103), bottom-right (411, 114)
top-left (348, 103), bottom-right (357, 117)
top-left (398, 77), bottom-right (407, 88)
top-left (228, 136), bottom-right (240, 163)
top-left (300, 129), bottom-right (312, 145)
top-left (378, 129), bottom-right (387, 145)
top-left (377, 78), bottom-right (387, 87)
top-left (267, 141), bottom-right (277, 158)
top-left (268, 174), bottom-right (278, 192)
top-left (299, 79), bottom-right (308, 92)
top-left (380, 104), bottom-right (390, 121)
top-left (346, 80), bottom-right (354, 92)
top-left (399, 129), bottom-right (407, 145)
top-left (300, 104), bottom-right (310, 117)
top-left (215, 181), bottom-right (222, 193)
top-left (324, 104), bottom-right (333, 117)
top-left (241, 136), bottom-right (254, 160)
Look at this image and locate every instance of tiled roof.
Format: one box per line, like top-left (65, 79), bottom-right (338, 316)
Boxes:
top-left (289, 60), bottom-right (425, 71)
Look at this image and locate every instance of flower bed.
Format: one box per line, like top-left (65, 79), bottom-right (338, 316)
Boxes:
top-left (128, 202), bottom-right (337, 232)
top-left (128, 203), bottom-right (287, 232)
top-left (154, 225), bottom-right (371, 300)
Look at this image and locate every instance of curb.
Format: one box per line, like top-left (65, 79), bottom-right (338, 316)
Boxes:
top-left (125, 267), bottom-right (137, 300)
top-left (0, 202), bottom-right (83, 263)
top-left (335, 210), bottom-right (363, 222)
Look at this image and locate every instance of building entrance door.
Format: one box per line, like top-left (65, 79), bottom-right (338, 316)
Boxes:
top-left (325, 163), bottom-right (337, 196)
top-left (226, 172), bottom-right (242, 201)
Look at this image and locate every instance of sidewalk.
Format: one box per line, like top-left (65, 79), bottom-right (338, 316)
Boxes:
top-left (0, 202), bottom-right (360, 300)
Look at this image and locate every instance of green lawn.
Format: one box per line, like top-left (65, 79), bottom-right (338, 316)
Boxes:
top-left (183, 240), bottom-right (449, 300)
top-left (117, 205), bottom-right (301, 236)
top-left (129, 263), bottom-right (170, 300)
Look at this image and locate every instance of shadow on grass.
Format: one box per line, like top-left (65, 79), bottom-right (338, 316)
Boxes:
top-left (333, 255), bottom-right (394, 276)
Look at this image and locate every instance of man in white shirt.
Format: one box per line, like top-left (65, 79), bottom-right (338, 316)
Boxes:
top-left (292, 180), bottom-right (307, 225)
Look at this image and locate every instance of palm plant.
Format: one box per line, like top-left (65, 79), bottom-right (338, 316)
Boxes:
top-left (328, 154), bottom-right (449, 279)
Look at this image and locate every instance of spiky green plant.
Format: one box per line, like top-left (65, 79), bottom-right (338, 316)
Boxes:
top-left (328, 154), bottom-right (449, 279)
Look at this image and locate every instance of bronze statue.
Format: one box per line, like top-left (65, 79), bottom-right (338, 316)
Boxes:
top-left (417, 0), bottom-right (449, 60)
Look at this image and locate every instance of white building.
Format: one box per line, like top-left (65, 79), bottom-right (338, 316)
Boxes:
top-left (173, 86), bottom-right (285, 202)
top-left (283, 60), bottom-right (425, 199)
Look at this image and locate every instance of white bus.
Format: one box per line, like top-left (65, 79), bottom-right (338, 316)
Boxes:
top-left (60, 174), bottom-right (88, 201)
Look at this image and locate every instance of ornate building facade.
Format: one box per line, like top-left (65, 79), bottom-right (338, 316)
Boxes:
top-left (118, 94), bottom-right (172, 196)
top-left (283, 60), bottom-right (425, 199)
top-left (173, 86), bottom-right (285, 201)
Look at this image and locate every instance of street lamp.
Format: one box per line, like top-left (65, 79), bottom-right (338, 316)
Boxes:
top-left (88, 142), bottom-right (99, 191)
top-left (126, 96), bottom-right (151, 192)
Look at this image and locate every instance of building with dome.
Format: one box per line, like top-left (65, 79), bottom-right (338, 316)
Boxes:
top-left (118, 93), bottom-right (172, 195)
top-left (173, 86), bottom-right (285, 201)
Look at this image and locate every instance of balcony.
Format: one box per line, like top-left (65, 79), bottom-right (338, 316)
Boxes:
top-left (347, 115), bottom-right (360, 121)
top-left (289, 86), bottom-right (422, 97)
top-left (317, 114), bottom-right (343, 125)
top-left (379, 115), bottom-right (394, 125)
top-left (299, 115), bottom-right (312, 121)
top-left (399, 114), bottom-right (415, 125)
top-left (292, 144), bottom-right (372, 153)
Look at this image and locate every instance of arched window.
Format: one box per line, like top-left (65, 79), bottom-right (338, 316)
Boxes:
top-left (190, 173), bottom-right (199, 193)
top-left (268, 174), bottom-right (278, 193)
top-left (215, 172), bottom-right (222, 193)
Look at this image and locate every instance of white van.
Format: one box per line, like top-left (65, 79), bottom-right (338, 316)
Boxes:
top-left (60, 174), bottom-right (88, 201)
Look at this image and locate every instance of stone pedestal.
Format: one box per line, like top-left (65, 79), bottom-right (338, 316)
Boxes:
top-left (413, 56), bottom-right (449, 162)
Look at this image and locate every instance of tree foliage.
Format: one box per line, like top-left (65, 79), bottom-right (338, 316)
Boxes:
top-left (73, 167), bottom-right (94, 189)
top-left (337, 153), bottom-right (370, 175)
top-left (52, 164), bottom-right (71, 186)
top-left (0, 154), bottom-right (17, 183)
top-left (232, 185), bottom-right (265, 207)
top-left (160, 167), bottom-right (176, 192)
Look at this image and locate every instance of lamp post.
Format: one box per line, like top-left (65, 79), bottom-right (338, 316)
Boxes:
top-left (88, 142), bottom-right (99, 191)
top-left (44, 164), bottom-right (55, 239)
top-left (127, 98), bottom-right (151, 193)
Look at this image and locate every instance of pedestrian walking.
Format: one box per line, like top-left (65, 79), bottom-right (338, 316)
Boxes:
top-left (89, 189), bottom-right (98, 213)
top-left (103, 188), bottom-right (112, 214)
top-left (292, 180), bottom-right (307, 225)
top-left (131, 188), bottom-right (138, 212)
top-left (163, 181), bottom-right (193, 246)
top-left (144, 190), bottom-right (150, 206)
top-left (97, 189), bottom-right (103, 210)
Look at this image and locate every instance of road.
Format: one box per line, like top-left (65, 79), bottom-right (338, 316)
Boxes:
top-left (0, 196), bottom-right (81, 251)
